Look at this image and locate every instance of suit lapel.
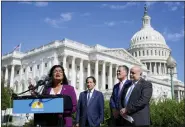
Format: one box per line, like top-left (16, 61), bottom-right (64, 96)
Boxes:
top-left (87, 90), bottom-right (97, 106)
top-left (127, 78), bottom-right (143, 104)
top-left (84, 91), bottom-right (88, 106)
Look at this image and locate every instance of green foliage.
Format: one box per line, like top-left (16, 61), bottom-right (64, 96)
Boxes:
top-left (72, 99), bottom-right (184, 127)
top-left (150, 99), bottom-right (185, 127)
top-left (23, 119), bottom-right (34, 127)
top-left (2, 86), bottom-right (13, 110)
top-left (101, 100), bottom-right (111, 127)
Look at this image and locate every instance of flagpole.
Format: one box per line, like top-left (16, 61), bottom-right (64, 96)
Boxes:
top-left (19, 43), bottom-right (21, 52)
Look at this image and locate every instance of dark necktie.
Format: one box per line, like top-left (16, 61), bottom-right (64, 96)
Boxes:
top-left (87, 91), bottom-right (91, 105)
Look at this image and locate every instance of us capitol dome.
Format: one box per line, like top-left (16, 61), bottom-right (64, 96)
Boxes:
top-left (128, 5), bottom-right (177, 80)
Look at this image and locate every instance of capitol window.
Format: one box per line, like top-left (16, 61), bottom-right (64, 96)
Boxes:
top-left (23, 68), bottom-right (25, 73)
top-left (69, 64), bottom-right (72, 69)
top-left (37, 65), bottom-right (40, 69)
top-left (17, 70), bottom-right (19, 74)
top-left (143, 51), bottom-right (145, 56)
top-left (45, 63), bottom-right (47, 67)
top-left (30, 67), bottom-right (32, 71)
top-left (162, 51), bottom-right (164, 56)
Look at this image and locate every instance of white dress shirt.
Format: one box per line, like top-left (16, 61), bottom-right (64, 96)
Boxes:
top-left (87, 88), bottom-right (95, 101)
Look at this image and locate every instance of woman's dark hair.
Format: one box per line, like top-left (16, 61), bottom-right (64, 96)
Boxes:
top-left (48, 65), bottom-right (68, 85)
top-left (86, 76), bottom-right (96, 84)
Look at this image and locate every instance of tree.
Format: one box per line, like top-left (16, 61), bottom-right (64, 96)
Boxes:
top-left (1, 78), bottom-right (13, 110)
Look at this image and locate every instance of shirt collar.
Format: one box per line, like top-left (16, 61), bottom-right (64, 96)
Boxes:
top-left (87, 88), bottom-right (95, 93)
top-left (120, 79), bottom-right (127, 86)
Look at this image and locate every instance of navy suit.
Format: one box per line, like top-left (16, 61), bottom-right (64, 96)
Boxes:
top-left (76, 90), bottom-right (104, 127)
top-left (110, 80), bottom-right (132, 110)
top-left (109, 80), bottom-right (132, 125)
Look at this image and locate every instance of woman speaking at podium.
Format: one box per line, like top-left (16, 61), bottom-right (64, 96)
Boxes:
top-left (31, 65), bottom-right (77, 127)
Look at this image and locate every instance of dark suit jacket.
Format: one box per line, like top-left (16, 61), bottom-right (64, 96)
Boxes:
top-left (110, 80), bottom-right (132, 110)
top-left (121, 78), bottom-right (153, 126)
top-left (76, 90), bottom-right (104, 127)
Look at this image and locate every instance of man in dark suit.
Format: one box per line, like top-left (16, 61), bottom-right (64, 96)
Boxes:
top-left (76, 76), bottom-right (104, 127)
top-left (109, 65), bottom-right (132, 126)
top-left (120, 66), bottom-right (153, 126)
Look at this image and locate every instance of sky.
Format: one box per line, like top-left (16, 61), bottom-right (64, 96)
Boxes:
top-left (1, 1), bottom-right (184, 82)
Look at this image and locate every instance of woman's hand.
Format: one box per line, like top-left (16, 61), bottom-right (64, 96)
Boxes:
top-left (28, 84), bottom-right (37, 96)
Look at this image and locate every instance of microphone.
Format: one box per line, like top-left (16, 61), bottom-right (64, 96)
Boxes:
top-left (37, 76), bottom-right (52, 87)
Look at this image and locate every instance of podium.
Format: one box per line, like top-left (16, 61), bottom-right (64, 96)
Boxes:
top-left (13, 94), bottom-right (73, 127)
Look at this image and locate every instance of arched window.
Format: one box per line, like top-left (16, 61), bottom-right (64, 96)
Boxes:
top-left (162, 51), bottom-right (163, 56)
top-left (155, 50), bottom-right (157, 55)
top-left (147, 50), bottom-right (149, 55)
top-left (143, 50), bottom-right (145, 56)
top-left (151, 50), bottom-right (153, 55)
top-left (139, 51), bottom-right (141, 56)
top-left (135, 52), bottom-right (137, 57)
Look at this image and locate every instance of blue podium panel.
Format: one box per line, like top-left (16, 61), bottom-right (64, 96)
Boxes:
top-left (13, 98), bottom-right (63, 114)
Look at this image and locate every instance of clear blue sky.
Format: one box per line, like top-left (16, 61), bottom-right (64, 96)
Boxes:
top-left (2, 2), bottom-right (184, 82)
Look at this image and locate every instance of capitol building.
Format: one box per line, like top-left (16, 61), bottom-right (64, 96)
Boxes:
top-left (2, 6), bottom-right (185, 102)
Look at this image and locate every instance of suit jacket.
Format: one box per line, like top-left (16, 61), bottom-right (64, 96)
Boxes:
top-left (110, 80), bottom-right (132, 110)
top-left (120, 78), bottom-right (153, 126)
top-left (76, 90), bottom-right (104, 127)
top-left (43, 84), bottom-right (77, 127)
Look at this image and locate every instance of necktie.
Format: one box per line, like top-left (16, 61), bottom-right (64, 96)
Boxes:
top-left (124, 84), bottom-right (135, 107)
top-left (87, 91), bottom-right (91, 105)
top-left (118, 83), bottom-right (123, 97)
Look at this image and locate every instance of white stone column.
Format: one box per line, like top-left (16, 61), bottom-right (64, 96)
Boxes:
top-left (154, 62), bottom-right (156, 74)
top-left (33, 64), bottom-right (36, 78)
top-left (101, 61), bottom-right (106, 90)
top-left (144, 50), bottom-right (147, 56)
top-left (178, 90), bottom-right (180, 102)
top-left (149, 62), bottom-right (152, 74)
top-left (108, 63), bottom-right (113, 90)
top-left (114, 65), bottom-right (119, 84)
top-left (87, 61), bottom-right (91, 77)
top-left (79, 59), bottom-right (84, 90)
top-left (5, 65), bottom-right (9, 87)
top-left (10, 65), bottom-right (15, 88)
top-left (53, 53), bottom-right (59, 65)
top-left (63, 55), bottom-right (67, 70)
top-left (95, 60), bottom-right (99, 90)
top-left (159, 62), bottom-right (162, 74)
top-left (71, 56), bottom-right (76, 87)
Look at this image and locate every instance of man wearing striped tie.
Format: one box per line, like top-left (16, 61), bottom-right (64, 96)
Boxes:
top-left (120, 66), bottom-right (153, 127)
